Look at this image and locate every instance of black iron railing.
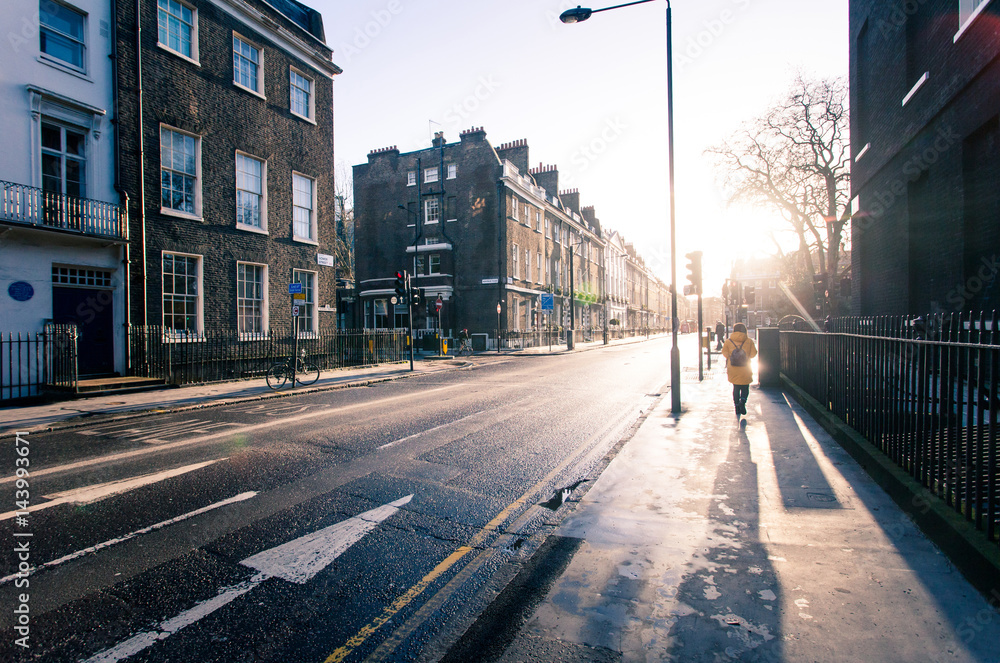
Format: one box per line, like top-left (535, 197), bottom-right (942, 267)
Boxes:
top-left (0, 325), bottom-right (78, 401)
top-left (0, 180), bottom-right (127, 240)
top-left (782, 316), bottom-right (999, 548)
top-left (126, 326), bottom-right (408, 385)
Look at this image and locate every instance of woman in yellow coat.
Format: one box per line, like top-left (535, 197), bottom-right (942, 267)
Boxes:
top-left (721, 322), bottom-right (757, 416)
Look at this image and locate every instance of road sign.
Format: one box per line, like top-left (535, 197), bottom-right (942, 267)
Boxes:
top-left (435, 296), bottom-right (443, 312)
top-left (481, 278), bottom-right (499, 285)
top-left (541, 293), bottom-right (554, 311)
top-left (292, 306), bottom-right (300, 316)
top-left (288, 283), bottom-right (303, 294)
top-left (293, 293), bottom-right (306, 300)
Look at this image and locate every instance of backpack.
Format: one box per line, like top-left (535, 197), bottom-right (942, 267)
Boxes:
top-left (729, 339), bottom-right (748, 367)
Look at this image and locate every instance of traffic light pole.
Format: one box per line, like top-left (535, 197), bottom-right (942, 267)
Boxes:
top-left (696, 287), bottom-right (704, 381)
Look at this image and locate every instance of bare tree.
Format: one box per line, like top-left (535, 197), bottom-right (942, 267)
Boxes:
top-left (332, 161), bottom-right (355, 284)
top-left (708, 75), bottom-right (851, 282)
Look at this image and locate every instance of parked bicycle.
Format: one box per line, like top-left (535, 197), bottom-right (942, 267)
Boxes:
top-left (266, 349), bottom-right (320, 389)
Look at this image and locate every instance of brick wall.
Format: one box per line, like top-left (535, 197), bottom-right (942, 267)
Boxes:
top-left (850, 0), bottom-right (1000, 314)
top-left (117, 0), bottom-right (337, 330)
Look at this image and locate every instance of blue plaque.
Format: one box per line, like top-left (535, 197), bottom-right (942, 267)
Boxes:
top-left (8, 281), bottom-right (34, 302)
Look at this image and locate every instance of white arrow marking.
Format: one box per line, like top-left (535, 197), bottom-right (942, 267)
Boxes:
top-left (81, 495), bottom-right (413, 663)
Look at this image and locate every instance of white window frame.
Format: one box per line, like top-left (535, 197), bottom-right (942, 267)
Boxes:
top-left (956, 0), bottom-right (992, 41)
top-left (424, 198), bottom-right (440, 225)
top-left (233, 33), bottom-right (264, 98)
top-left (159, 124), bottom-right (202, 219)
top-left (39, 0), bottom-right (87, 74)
top-left (292, 172), bottom-right (317, 243)
top-left (289, 66), bottom-right (315, 122)
top-left (424, 167), bottom-right (439, 184)
top-left (537, 252), bottom-right (542, 283)
top-left (235, 151), bottom-right (267, 232)
top-left (156, 0), bottom-right (199, 64)
top-left (41, 119), bottom-right (87, 198)
top-left (237, 262), bottom-right (268, 336)
top-left (293, 269), bottom-right (318, 336)
top-left (407, 171), bottom-right (416, 186)
top-left (525, 249), bottom-right (530, 282)
top-left (428, 254), bottom-right (441, 275)
top-left (162, 251), bottom-right (203, 337)
top-left (513, 243), bottom-right (519, 279)
top-left (447, 164), bottom-right (457, 179)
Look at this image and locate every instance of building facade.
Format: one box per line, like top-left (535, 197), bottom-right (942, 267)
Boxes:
top-left (116, 0), bottom-right (341, 341)
top-left (354, 128), bottom-right (665, 346)
top-left (850, 0), bottom-right (1000, 315)
top-left (1, 0), bottom-right (128, 376)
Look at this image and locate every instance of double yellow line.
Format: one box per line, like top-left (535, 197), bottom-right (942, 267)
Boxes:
top-left (324, 405), bottom-right (638, 663)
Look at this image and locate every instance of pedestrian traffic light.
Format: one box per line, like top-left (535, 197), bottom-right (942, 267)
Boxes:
top-left (394, 271), bottom-right (407, 302)
top-left (685, 251), bottom-right (702, 295)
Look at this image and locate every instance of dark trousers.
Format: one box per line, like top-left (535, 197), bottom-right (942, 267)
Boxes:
top-left (733, 384), bottom-right (749, 406)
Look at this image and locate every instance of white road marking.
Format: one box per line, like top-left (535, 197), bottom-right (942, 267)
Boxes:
top-left (0, 491), bottom-right (257, 584)
top-left (0, 385), bottom-right (461, 486)
top-left (378, 410), bottom-right (489, 450)
top-left (80, 495), bottom-right (414, 663)
top-left (0, 459), bottom-right (224, 521)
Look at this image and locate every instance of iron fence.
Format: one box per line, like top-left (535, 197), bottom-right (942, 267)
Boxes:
top-left (126, 326), bottom-right (408, 385)
top-left (782, 318), bottom-right (999, 548)
top-left (1, 325), bottom-right (78, 401)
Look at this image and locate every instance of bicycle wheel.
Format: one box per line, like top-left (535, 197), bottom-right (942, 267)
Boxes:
top-left (295, 358), bottom-right (320, 385)
top-left (265, 363), bottom-right (290, 389)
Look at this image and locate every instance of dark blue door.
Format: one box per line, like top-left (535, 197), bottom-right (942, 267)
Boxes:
top-left (52, 286), bottom-right (115, 376)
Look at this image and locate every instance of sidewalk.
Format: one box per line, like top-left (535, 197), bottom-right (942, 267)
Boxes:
top-left (492, 371), bottom-right (1000, 662)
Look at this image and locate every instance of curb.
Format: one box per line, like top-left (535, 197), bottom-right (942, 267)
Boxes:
top-left (0, 362), bottom-right (462, 436)
top-left (780, 375), bottom-right (1000, 602)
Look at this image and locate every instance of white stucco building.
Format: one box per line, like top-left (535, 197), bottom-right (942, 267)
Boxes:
top-left (1, 0), bottom-right (127, 379)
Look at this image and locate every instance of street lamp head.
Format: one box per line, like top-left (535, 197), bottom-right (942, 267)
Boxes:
top-left (560, 6), bottom-right (593, 23)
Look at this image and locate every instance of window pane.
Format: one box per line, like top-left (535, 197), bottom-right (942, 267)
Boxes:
top-left (39, 1), bottom-right (85, 68)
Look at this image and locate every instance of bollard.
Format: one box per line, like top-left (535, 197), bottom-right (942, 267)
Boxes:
top-left (757, 327), bottom-right (780, 388)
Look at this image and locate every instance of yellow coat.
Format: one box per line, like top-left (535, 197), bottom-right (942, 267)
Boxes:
top-left (721, 331), bottom-right (757, 385)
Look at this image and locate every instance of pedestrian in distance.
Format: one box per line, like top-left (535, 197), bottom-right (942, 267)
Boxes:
top-left (715, 320), bottom-right (726, 350)
top-left (721, 322), bottom-right (757, 417)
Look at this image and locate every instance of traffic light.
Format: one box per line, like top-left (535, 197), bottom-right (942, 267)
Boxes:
top-left (812, 273), bottom-right (826, 312)
top-left (685, 251), bottom-right (702, 295)
top-left (394, 271), bottom-right (407, 302)
top-left (745, 286), bottom-right (755, 305)
top-left (411, 287), bottom-right (422, 309)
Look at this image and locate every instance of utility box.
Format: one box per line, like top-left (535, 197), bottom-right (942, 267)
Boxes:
top-left (757, 327), bottom-right (781, 388)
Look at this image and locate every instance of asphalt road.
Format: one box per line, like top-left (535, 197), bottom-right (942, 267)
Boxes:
top-left (0, 337), bottom-right (675, 662)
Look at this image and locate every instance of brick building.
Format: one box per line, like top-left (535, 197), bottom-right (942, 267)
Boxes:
top-left (850, 0), bottom-right (1000, 314)
top-left (354, 129), bottom-right (655, 347)
top-left (116, 0), bottom-right (341, 338)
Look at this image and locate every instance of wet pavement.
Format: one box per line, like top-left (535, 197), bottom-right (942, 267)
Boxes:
top-left (496, 370), bottom-right (1000, 663)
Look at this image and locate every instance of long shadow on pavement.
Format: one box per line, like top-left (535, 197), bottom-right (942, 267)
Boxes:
top-left (666, 419), bottom-right (783, 662)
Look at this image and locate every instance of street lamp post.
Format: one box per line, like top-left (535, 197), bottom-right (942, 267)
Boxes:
top-left (560, 0), bottom-right (681, 413)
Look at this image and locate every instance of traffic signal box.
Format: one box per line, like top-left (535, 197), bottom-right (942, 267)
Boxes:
top-left (394, 271), bottom-right (407, 303)
top-left (685, 251), bottom-right (702, 296)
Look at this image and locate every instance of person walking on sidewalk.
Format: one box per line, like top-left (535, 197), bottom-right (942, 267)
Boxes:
top-left (715, 320), bottom-right (726, 350)
top-left (721, 322), bottom-right (757, 416)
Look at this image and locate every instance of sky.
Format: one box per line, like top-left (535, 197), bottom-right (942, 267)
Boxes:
top-left (312, 0), bottom-right (849, 295)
